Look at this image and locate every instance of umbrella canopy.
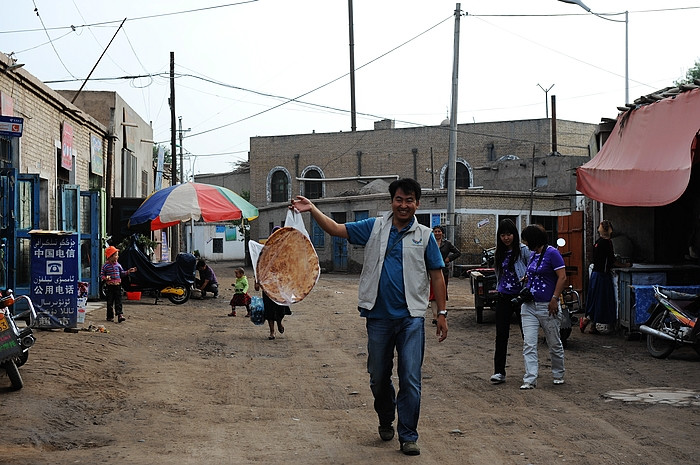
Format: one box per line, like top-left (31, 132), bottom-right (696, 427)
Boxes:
top-left (129, 182), bottom-right (258, 231)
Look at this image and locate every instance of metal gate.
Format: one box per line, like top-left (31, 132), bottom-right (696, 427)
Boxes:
top-left (80, 190), bottom-right (103, 299)
top-left (0, 168), bottom-right (40, 296)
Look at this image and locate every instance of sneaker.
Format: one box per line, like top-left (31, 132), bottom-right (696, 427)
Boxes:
top-left (106, 317), bottom-right (114, 322)
top-left (519, 382), bottom-right (536, 390)
top-left (378, 424), bottom-right (394, 441)
top-left (117, 315), bottom-right (126, 323)
top-left (553, 378), bottom-right (565, 385)
top-left (490, 373), bottom-right (505, 384)
top-left (400, 441), bottom-right (420, 456)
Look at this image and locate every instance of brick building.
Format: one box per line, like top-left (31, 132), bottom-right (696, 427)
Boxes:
top-left (0, 53), bottom-right (153, 298)
top-left (248, 118), bottom-right (596, 271)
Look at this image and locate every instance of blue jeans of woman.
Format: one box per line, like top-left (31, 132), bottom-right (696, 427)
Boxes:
top-left (521, 301), bottom-right (565, 385)
top-left (366, 316), bottom-right (425, 443)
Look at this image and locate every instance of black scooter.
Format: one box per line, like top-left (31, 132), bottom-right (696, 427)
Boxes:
top-left (0, 290), bottom-right (38, 390)
top-left (102, 235), bottom-right (197, 305)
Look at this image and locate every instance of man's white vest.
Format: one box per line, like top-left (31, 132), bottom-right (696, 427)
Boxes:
top-left (357, 212), bottom-right (433, 317)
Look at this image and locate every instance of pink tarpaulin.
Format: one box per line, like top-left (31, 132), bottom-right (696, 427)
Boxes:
top-left (576, 88), bottom-right (700, 207)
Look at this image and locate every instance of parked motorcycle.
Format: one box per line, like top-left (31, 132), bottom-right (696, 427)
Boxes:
top-left (0, 290), bottom-right (38, 390)
top-left (639, 286), bottom-right (700, 358)
top-left (104, 235), bottom-right (198, 305)
top-left (469, 238), bottom-right (497, 324)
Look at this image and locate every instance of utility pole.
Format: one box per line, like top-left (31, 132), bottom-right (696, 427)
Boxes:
top-left (446, 3), bottom-right (461, 244)
top-left (169, 51), bottom-right (179, 255)
top-left (177, 117), bottom-right (191, 183)
top-left (348, 0), bottom-right (357, 132)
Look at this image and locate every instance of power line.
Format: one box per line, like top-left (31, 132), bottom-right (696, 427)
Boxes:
top-left (0, 0), bottom-right (260, 35)
top-left (31, 0), bottom-right (78, 79)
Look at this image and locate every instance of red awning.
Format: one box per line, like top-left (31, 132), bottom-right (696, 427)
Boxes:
top-left (577, 88), bottom-right (700, 207)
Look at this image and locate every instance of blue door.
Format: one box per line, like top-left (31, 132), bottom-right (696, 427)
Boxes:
top-left (331, 212), bottom-right (347, 271)
top-left (0, 169), bottom-right (40, 296)
top-left (80, 190), bottom-right (102, 299)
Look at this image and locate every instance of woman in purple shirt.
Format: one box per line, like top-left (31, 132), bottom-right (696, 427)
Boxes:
top-left (519, 225), bottom-right (567, 390)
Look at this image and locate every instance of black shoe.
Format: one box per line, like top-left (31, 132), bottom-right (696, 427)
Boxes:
top-left (401, 441), bottom-right (420, 455)
top-left (106, 318), bottom-right (114, 322)
top-left (117, 315), bottom-right (126, 323)
top-left (378, 424), bottom-right (394, 441)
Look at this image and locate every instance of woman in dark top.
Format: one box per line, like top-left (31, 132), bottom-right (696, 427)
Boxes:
top-left (430, 226), bottom-right (461, 324)
top-left (581, 220), bottom-right (616, 333)
top-left (489, 219), bottom-right (530, 385)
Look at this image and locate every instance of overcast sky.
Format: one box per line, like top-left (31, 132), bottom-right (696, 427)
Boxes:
top-left (2, 1), bottom-right (699, 177)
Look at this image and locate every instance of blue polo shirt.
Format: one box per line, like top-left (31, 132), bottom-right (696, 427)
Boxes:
top-left (346, 217), bottom-right (444, 319)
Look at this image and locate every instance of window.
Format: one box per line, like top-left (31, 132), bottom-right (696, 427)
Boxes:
top-left (354, 210), bottom-right (369, 222)
top-left (141, 170), bottom-right (149, 196)
top-left (123, 149), bottom-right (138, 197)
top-left (456, 162), bottom-right (470, 188)
top-left (416, 214), bottom-right (430, 227)
top-left (304, 169), bottom-right (323, 199)
top-left (531, 216), bottom-right (558, 246)
top-left (535, 176), bottom-right (548, 188)
top-left (271, 170), bottom-right (289, 203)
top-left (212, 238), bottom-right (223, 254)
top-left (442, 160), bottom-right (472, 189)
top-left (311, 217), bottom-right (325, 248)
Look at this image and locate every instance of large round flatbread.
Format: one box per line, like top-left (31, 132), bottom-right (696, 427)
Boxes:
top-left (256, 227), bottom-right (320, 305)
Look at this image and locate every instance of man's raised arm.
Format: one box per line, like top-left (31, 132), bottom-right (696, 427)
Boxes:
top-left (291, 196), bottom-right (349, 238)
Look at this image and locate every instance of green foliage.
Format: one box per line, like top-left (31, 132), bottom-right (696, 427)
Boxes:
top-left (674, 59), bottom-right (700, 86)
top-left (117, 234), bottom-right (158, 256)
top-left (152, 144), bottom-right (172, 164)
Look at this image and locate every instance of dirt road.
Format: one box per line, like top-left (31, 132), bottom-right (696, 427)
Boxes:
top-left (1, 261), bottom-right (699, 464)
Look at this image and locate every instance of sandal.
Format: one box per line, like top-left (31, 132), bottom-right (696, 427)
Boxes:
top-left (579, 317), bottom-right (590, 333)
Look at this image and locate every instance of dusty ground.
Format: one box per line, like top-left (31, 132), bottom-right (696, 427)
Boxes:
top-left (1, 261), bottom-right (699, 465)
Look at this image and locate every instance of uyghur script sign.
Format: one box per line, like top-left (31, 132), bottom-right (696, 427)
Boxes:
top-left (30, 232), bottom-right (79, 329)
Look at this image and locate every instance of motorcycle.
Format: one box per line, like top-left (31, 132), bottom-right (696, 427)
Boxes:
top-left (104, 235), bottom-right (198, 305)
top-left (0, 290), bottom-right (38, 390)
top-left (468, 238), bottom-right (497, 324)
top-left (639, 286), bottom-right (700, 359)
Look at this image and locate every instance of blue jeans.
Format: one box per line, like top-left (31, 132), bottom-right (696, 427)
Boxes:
top-left (366, 317), bottom-right (425, 443)
top-left (521, 301), bottom-right (565, 385)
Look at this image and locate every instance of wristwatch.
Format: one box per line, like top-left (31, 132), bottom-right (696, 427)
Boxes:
top-left (437, 310), bottom-right (448, 318)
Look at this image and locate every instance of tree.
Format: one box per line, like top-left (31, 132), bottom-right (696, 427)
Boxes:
top-left (674, 59), bottom-right (700, 86)
top-left (152, 144), bottom-right (171, 164)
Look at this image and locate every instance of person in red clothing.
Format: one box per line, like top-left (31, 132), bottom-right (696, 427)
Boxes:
top-left (100, 246), bottom-right (136, 323)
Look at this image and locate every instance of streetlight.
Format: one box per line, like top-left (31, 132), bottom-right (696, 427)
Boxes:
top-left (559, 0), bottom-right (629, 104)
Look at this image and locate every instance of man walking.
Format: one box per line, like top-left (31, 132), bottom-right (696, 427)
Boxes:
top-left (291, 178), bottom-right (447, 456)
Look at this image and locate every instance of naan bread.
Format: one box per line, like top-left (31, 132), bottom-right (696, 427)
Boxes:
top-left (256, 227), bottom-right (320, 305)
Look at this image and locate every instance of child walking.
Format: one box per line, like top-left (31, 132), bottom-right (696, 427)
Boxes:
top-left (100, 246), bottom-right (136, 323)
top-left (229, 267), bottom-right (251, 317)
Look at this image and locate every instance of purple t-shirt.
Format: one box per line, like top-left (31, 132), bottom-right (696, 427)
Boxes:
top-left (497, 250), bottom-right (522, 295)
top-left (526, 246), bottom-right (565, 302)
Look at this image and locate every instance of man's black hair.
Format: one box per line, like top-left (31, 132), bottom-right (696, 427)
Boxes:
top-left (196, 259), bottom-right (206, 269)
top-left (388, 178), bottom-right (422, 201)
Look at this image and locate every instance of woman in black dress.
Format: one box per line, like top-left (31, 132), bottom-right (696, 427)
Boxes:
top-left (255, 281), bottom-right (290, 340)
top-left (581, 220), bottom-right (617, 334)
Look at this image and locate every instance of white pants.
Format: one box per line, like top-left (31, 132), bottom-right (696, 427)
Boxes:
top-left (521, 301), bottom-right (565, 385)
